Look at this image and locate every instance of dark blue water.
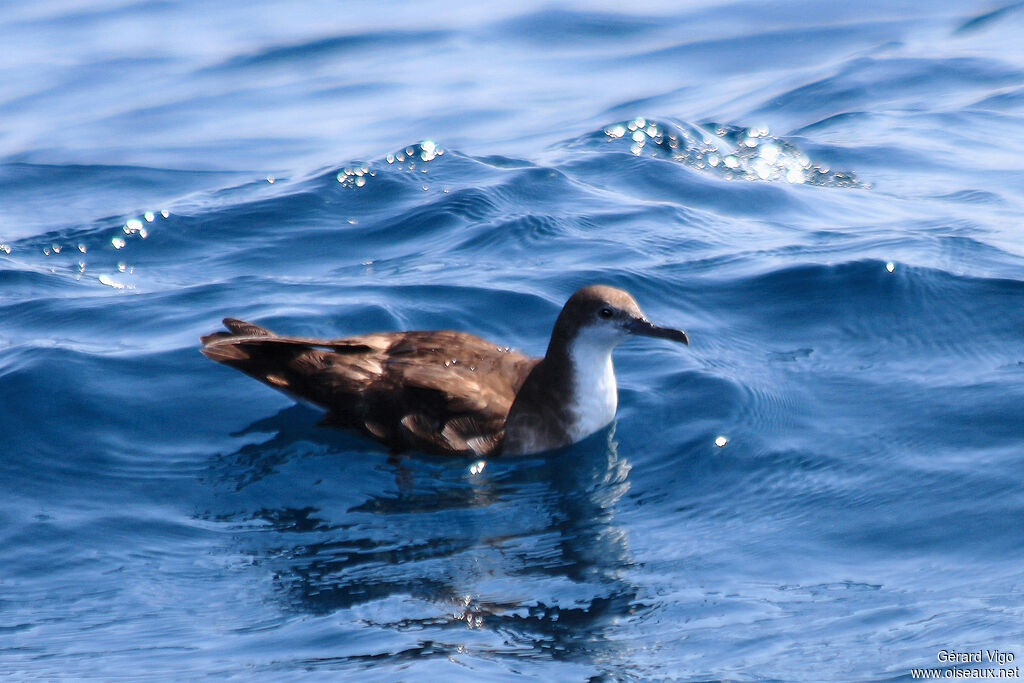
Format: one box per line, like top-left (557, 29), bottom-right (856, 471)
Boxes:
top-left (3, 1), bottom-right (1024, 679)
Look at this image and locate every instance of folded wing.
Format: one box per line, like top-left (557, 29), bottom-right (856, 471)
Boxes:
top-left (200, 319), bottom-right (537, 456)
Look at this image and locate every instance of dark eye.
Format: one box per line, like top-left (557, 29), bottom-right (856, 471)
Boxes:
top-left (599, 307), bottom-right (614, 319)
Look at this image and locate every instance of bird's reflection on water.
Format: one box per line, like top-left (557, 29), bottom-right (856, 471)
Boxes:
top-left (200, 404), bottom-right (644, 672)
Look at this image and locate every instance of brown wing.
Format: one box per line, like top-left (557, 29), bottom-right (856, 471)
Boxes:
top-left (200, 320), bottom-right (537, 457)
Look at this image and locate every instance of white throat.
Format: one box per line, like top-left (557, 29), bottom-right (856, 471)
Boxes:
top-left (566, 335), bottom-right (619, 441)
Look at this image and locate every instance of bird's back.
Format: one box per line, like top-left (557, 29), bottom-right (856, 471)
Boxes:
top-left (200, 319), bottom-right (537, 456)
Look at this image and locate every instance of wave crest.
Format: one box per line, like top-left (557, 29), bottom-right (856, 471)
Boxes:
top-left (601, 117), bottom-right (863, 188)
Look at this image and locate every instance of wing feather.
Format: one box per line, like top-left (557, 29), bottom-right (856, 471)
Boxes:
top-left (200, 320), bottom-right (537, 456)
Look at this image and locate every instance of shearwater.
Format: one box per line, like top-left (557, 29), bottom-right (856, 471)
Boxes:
top-left (200, 285), bottom-right (689, 456)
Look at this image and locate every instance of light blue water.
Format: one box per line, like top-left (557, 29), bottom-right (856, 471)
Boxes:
top-left (2, 1), bottom-right (1024, 680)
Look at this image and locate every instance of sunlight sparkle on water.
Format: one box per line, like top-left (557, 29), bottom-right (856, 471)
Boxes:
top-left (602, 118), bottom-right (860, 187)
top-left (605, 124), bottom-right (626, 138)
top-left (420, 140), bottom-right (437, 161)
top-left (98, 274), bottom-right (125, 289)
top-left (337, 166), bottom-right (371, 188)
top-left (352, 142), bottom-right (444, 185)
top-left (753, 158), bottom-right (772, 180)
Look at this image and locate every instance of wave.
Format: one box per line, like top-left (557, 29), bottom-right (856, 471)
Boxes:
top-left (590, 118), bottom-right (863, 188)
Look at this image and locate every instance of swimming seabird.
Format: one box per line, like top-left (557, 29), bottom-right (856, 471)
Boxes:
top-left (200, 285), bottom-right (688, 456)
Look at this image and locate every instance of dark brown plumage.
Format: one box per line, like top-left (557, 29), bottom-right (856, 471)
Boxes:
top-left (200, 285), bottom-right (688, 457)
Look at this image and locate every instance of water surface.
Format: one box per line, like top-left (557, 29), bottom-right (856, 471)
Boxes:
top-left (2, 0), bottom-right (1024, 679)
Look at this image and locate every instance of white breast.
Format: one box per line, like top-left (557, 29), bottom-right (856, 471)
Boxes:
top-left (566, 337), bottom-right (618, 442)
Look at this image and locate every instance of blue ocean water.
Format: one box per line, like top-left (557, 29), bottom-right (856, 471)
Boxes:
top-left (3, 0), bottom-right (1024, 679)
